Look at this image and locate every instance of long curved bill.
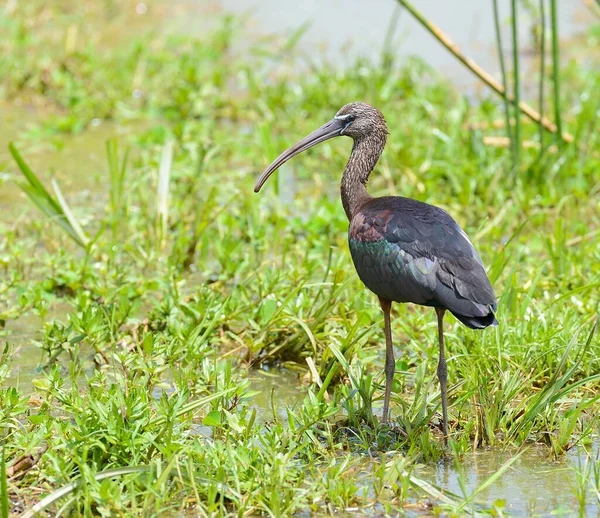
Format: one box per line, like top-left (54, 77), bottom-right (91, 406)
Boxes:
top-left (254, 118), bottom-right (345, 193)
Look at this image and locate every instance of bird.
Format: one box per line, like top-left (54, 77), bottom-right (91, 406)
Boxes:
top-left (254, 102), bottom-right (498, 444)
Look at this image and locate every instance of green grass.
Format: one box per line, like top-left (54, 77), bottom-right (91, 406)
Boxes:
top-left (0, 0), bottom-right (599, 515)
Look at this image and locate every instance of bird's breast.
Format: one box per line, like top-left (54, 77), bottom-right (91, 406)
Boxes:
top-left (348, 238), bottom-right (429, 303)
top-left (348, 215), bottom-right (434, 304)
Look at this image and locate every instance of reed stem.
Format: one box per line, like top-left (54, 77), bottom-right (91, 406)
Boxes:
top-left (492, 0), bottom-right (516, 165)
top-left (382, 5), bottom-right (402, 71)
top-left (550, 0), bottom-right (563, 141)
top-left (538, 0), bottom-right (547, 156)
top-left (511, 0), bottom-right (521, 164)
top-left (396, 0), bottom-right (572, 143)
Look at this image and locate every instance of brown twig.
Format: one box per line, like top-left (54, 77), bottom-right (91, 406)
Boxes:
top-left (583, 0), bottom-right (600, 19)
top-left (482, 135), bottom-right (558, 153)
top-left (566, 229), bottom-right (600, 247)
top-left (7, 445), bottom-right (49, 480)
top-left (396, 0), bottom-right (574, 143)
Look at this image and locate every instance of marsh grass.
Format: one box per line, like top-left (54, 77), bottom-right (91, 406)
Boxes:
top-left (8, 143), bottom-right (89, 248)
top-left (0, 0), bottom-right (599, 515)
top-left (1, 447), bottom-right (8, 518)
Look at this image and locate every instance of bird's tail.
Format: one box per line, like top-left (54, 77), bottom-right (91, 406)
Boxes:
top-left (452, 310), bottom-right (498, 329)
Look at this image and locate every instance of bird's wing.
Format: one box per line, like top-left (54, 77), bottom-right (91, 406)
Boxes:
top-left (352, 197), bottom-right (497, 317)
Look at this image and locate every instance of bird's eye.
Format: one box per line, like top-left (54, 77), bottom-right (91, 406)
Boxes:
top-left (336, 114), bottom-right (355, 134)
top-left (336, 114), bottom-right (355, 124)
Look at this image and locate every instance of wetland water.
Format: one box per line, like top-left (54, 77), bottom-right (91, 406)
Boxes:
top-left (163, 0), bottom-right (594, 102)
top-left (248, 371), bottom-right (600, 516)
top-left (1, 1), bottom-right (598, 515)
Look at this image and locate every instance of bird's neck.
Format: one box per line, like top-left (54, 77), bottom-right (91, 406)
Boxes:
top-left (340, 135), bottom-right (386, 221)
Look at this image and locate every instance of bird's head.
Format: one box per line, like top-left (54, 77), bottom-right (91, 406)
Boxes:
top-left (254, 102), bottom-right (387, 193)
top-left (333, 102), bottom-right (387, 140)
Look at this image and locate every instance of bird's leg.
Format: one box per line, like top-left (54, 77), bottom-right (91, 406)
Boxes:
top-left (379, 297), bottom-right (394, 425)
top-left (435, 307), bottom-right (448, 445)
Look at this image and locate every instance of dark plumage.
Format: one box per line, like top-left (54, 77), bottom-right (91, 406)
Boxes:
top-left (254, 102), bottom-right (498, 444)
top-left (349, 196), bottom-right (497, 329)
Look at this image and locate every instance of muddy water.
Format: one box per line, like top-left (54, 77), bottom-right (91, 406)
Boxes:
top-left (414, 445), bottom-right (600, 515)
top-left (246, 367), bottom-right (600, 515)
top-left (247, 367), bottom-right (304, 421)
top-left (1, 303), bottom-right (72, 390)
top-left (0, 103), bottom-right (144, 218)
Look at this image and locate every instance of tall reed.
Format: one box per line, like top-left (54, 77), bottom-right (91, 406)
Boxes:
top-left (492, 0), bottom-right (516, 166)
top-left (510, 0), bottom-right (522, 165)
top-left (397, 0), bottom-right (572, 170)
top-left (106, 139), bottom-right (130, 241)
top-left (549, 0), bottom-right (563, 141)
top-left (1, 447), bottom-right (8, 518)
top-left (539, 0), bottom-right (547, 156)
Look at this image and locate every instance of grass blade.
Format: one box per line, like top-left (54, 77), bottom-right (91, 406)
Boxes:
top-left (327, 341), bottom-right (350, 373)
top-left (157, 140), bottom-right (173, 244)
top-left (1, 447), bottom-right (8, 518)
top-left (9, 143), bottom-right (62, 215)
top-left (381, 4), bottom-right (402, 70)
top-left (9, 143), bottom-right (88, 248)
top-left (106, 139), bottom-right (119, 214)
top-left (406, 471), bottom-right (461, 506)
top-left (20, 466), bottom-right (149, 518)
top-left (52, 180), bottom-right (89, 247)
top-left (106, 138), bottom-right (130, 239)
top-left (106, 139), bottom-right (129, 218)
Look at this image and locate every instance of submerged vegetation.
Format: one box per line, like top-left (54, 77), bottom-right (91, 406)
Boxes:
top-left (1, 0), bottom-right (599, 515)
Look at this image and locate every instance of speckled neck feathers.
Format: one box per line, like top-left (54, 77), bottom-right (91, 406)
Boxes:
top-left (341, 133), bottom-right (387, 221)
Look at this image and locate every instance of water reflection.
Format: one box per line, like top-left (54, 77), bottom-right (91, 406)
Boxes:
top-left (414, 445), bottom-right (599, 515)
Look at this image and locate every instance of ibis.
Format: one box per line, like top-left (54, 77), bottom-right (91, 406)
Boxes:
top-left (254, 102), bottom-right (498, 443)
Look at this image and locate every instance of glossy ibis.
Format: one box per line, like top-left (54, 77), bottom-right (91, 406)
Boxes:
top-left (254, 102), bottom-right (497, 443)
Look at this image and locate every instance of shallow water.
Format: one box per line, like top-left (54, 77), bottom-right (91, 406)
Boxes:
top-left (175, 0), bottom-right (592, 90)
top-left (0, 103), bottom-right (145, 218)
top-left (246, 369), bottom-right (600, 516)
top-left (414, 444), bottom-right (600, 516)
top-left (4, 345), bottom-right (600, 515)
top-left (247, 367), bottom-right (304, 421)
top-left (2, 301), bottom-right (598, 516)
top-left (203, 368), bottom-right (600, 515)
top-left (1, 303), bottom-right (72, 391)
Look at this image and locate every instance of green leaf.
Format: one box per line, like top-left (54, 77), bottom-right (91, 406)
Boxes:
top-left (28, 414), bottom-right (47, 425)
top-left (202, 410), bottom-right (223, 427)
top-left (260, 299), bottom-right (278, 322)
top-left (1, 446), bottom-right (8, 518)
